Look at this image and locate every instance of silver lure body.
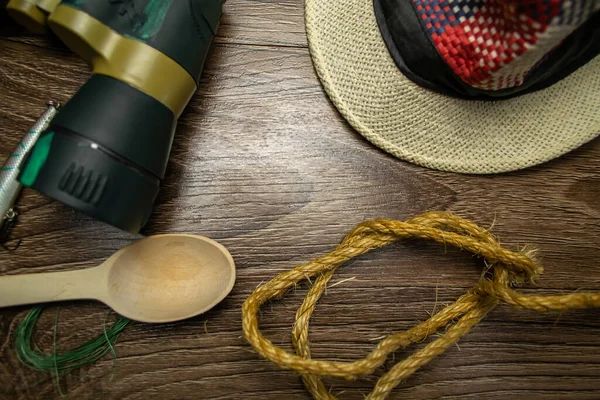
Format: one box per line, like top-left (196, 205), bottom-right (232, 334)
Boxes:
top-left (0, 102), bottom-right (59, 230)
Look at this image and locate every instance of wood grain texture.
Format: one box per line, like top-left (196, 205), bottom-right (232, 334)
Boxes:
top-left (1, 1), bottom-right (599, 399)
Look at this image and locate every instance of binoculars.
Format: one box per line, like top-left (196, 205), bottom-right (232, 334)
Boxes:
top-left (7, 0), bottom-right (223, 233)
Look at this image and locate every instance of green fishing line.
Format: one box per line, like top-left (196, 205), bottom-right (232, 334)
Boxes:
top-left (14, 307), bottom-right (131, 377)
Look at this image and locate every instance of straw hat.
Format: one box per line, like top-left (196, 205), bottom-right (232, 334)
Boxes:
top-left (306, 0), bottom-right (600, 173)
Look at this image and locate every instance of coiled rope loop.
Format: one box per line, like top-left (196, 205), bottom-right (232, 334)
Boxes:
top-left (241, 212), bottom-right (600, 399)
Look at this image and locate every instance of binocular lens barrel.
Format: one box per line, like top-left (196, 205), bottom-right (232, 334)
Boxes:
top-left (15, 0), bottom-right (223, 233)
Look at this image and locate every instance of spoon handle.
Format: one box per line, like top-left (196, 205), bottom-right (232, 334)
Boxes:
top-left (0, 267), bottom-right (106, 308)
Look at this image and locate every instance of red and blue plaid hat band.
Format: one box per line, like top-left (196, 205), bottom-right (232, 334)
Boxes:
top-left (375, 0), bottom-right (600, 93)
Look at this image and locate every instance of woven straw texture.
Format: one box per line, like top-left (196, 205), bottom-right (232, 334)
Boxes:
top-left (305, 0), bottom-right (600, 173)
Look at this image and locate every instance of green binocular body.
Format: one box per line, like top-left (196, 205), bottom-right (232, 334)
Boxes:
top-left (7, 0), bottom-right (223, 233)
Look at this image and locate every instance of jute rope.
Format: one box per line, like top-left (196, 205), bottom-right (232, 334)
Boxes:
top-left (241, 211), bottom-right (600, 399)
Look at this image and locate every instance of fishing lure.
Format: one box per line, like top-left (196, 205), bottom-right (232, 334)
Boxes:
top-left (0, 102), bottom-right (59, 247)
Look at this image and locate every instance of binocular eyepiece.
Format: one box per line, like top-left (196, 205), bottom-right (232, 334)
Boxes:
top-left (8, 0), bottom-right (223, 233)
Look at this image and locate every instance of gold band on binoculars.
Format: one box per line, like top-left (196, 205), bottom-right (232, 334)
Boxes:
top-left (7, 2), bottom-right (197, 117)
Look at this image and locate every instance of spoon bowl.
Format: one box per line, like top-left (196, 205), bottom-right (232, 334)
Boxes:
top-left (104, 235), bottom-right (236, 322)
top-left (0, 235), bottom-right (236, 323)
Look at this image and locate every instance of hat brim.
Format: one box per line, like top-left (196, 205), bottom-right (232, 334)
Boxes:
top-left (305, 0), bottom-right (600, 173)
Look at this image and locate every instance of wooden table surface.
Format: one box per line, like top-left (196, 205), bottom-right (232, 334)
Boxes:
top-left (1, 1), bottom-right (599, 399)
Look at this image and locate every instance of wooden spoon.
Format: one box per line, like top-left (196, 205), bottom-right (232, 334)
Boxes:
top-left (0, 235), bottom-right (236, 323)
